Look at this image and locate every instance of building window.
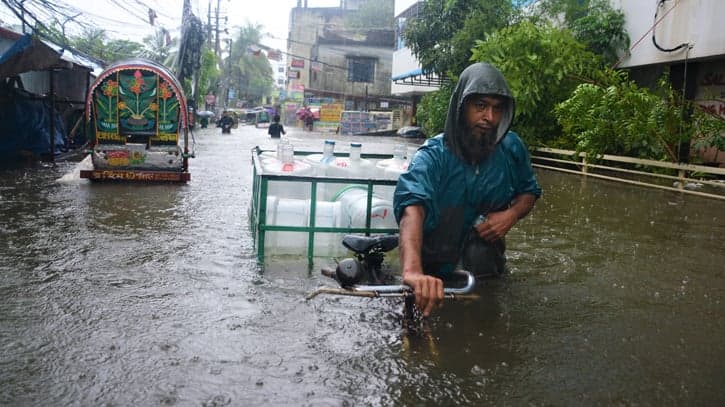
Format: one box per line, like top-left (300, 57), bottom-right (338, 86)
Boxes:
top-left (395, 2), bottom-right (421, 51)
top-left (347, 57), bottom-right (376, 83)
top-left (395, 17), bottom-right (407, 50)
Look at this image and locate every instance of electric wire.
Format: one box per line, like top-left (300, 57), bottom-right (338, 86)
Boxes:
top-left (611, 0), bottom-right (684, 68)
top-left (652, 0), bottom-right (689, 53)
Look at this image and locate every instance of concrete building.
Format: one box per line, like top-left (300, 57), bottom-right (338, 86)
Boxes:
top-left (286, 0), bottom-right (398, 111)
top-left (389, 1), bottom-right (446, 127)
top-left (390, 4), bottom-right (442, 95)
top-left (614, 0), bottom-right (725, 165)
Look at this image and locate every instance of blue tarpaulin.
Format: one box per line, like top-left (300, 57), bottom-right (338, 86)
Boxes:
top-left (0, 92), bottom-right (66, 158)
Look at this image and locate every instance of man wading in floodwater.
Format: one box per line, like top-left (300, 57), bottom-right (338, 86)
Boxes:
top-left (394, 62), bottom-right (542, 317)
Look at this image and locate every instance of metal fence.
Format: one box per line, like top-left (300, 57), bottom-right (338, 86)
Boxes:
top-left (531, 147), bottom-right (725, 200)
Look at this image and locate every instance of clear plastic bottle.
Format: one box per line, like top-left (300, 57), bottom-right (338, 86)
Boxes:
top-left (281, 142), bottom-right (295, 169)
top-left (321, 139), bottom-right (336, 164)
top-left (349, 142), bottom-right (362, 162)
top-left (276, 136), bottom-right (288, 160)
top-left (301, 140), bottom-right (339, 199)
top-left (304, 139), bottom-right (337, 173)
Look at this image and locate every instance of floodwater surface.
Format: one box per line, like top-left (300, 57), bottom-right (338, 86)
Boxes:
top-left (1, 125), bottom-right (723, 406)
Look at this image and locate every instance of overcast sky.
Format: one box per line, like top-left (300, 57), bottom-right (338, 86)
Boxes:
top-left (0, 0), bottom-right (341, 50)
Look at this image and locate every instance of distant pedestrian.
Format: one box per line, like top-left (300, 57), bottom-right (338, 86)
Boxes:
top-left (268, 114), bottom-right (286, 138)
top-left (303, 106), bottom-right (314, 131)
top-left (204, 91), bottom-right (216, 111)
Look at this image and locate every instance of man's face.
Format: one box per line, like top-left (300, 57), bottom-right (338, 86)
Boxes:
top-left (461, 94), bottom-right (505, 161)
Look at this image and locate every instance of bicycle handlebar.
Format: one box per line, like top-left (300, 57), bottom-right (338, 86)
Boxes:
top-left (353, 269), bottom-right (475, 295)
top-left (307, 269), bottom-right (477, 300)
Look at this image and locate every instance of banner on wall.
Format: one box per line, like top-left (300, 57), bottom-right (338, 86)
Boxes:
top-left (267, 50), bottom-right (282, 61)
top-left (290, 58), bottom-right (305, 68)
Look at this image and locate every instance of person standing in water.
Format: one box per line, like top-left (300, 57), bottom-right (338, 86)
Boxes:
top-left (268, 114), bottom-right (286, 138)
top-left (394, 62), bottom-right (542, 316)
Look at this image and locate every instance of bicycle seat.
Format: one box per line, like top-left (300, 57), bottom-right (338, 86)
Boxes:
top-left (342, 234), bottom-right (399, 255)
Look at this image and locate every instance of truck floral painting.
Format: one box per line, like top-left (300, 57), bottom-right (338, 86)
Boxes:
top-left (92, 68), bottom-right (180, 139)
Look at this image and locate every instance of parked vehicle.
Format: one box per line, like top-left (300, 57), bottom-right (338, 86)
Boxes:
top-left (80, 58), bottom-right (192, 182)
top-left (397, 126), bottom-right (425, 139)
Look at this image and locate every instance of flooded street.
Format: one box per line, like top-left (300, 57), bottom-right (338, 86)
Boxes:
top-left (1, 124), bottom-right (724, 406)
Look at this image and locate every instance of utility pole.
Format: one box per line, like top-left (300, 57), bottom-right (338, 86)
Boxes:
top-left (207, 1), bottom-right (212, 47)
top-left (225, 38), bottom-right (232, 108)
top-left (214, 0), bottom-right (221, 58)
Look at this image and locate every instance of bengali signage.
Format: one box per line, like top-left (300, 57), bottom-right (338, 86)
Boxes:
top-left (81, 170), bottom-right (189, 182)
top-left (319, 103), bottom-right (343, 123)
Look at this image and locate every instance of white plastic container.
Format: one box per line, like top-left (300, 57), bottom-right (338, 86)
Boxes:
top-left (326, 142), bottom-right (375, 179)
top-left (375, 143), bottom-right (408, 179)
top-left (264, 196), bottom-right (347, 256)
top-left (333, 186), bottom-right (398, 230)
top-left (303, 139), bottom-right (342, 199)
top-left (262, 159), bottom-right (315, 199)
top-left (324, 142), bottom-right (377, 200)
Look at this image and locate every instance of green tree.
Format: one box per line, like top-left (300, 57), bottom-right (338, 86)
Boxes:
top-left (71, 28), bottom-right (143, 63)
top-left (416, 84), bottom-right (453, 137)
top-left (70, 28), bottom-right (107, 60)
top-left (555, 70), bottom-right (725, 162)
top-left (106, 38), bottom-right (144, 61)
top-left (469, 21), bottom-right (600, 146)
top-left (141, 28), bottom-right (171, 64)
top-left (197, 48), bottom-right (220, 107)
top-left (530, 0), bottom-right (629, 65)
top-left (403, 0), bottom-right (516, 78)
top-left (223, 24), bottom-right (273, 107)
top-left (568, 0), bottom-right (629, 65)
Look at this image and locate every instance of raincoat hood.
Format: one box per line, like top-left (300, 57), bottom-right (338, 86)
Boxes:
top-left (444, 63), bottom-right (515, 161)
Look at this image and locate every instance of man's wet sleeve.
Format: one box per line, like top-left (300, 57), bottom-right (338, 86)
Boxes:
top-left (393, 148), bottom-right (440, 227)
top-left (508, 134), bottom-right (542, 197)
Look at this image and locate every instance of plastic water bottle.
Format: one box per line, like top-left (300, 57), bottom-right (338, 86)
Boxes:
top-left (276, 136), bottom-right (290, 160)
top-left (300, 140), bottom-right (339, 199)
top-left (303, 139), bottom-right (337, 174)
top-left (321, 139), bottom-right (336, 164)
top-left (333, 186), bottom-right (397, 230)
top-left (260, 137), bottom-right (314, 199)
top-left (281, 142), bottom-right (295, 170)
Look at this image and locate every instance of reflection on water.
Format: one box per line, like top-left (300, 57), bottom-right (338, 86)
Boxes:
top-left (0, 127), bottom-right (723, 406)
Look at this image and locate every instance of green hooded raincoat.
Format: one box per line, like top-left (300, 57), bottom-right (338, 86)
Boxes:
top-left (393, 63), bottom-right (542, 275)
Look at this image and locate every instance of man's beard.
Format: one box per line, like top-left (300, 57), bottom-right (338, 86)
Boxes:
top-left (461, 125), bottom-right (497, 163)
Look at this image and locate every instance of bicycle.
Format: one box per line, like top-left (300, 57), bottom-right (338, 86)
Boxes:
top-left (307, 234), bottom-right (477, 302)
